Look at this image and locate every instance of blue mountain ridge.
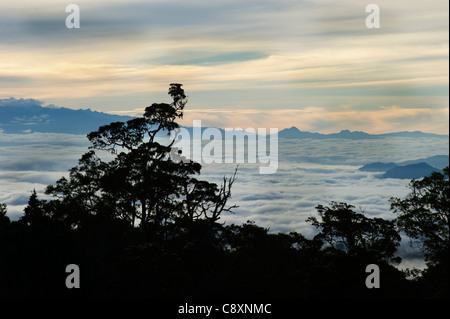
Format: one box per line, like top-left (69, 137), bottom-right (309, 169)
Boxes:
top-left (278, 126), bottom-right (447, 140)
top-left (0, 98), bottom-right (134, 134)
top-left (381, 162), bottom-right (444, 179)
top-left (359, 155), bottom-right (449, 179)
top-left (1, 98), bottom-right (448, 140)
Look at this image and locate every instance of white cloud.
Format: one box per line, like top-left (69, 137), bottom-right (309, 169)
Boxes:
top-left (0, 130), bottom-right (447, 267)
top-left (196, 136), bottom-right (449, 238)
top-left (0, 133), bottom-right (90, 171)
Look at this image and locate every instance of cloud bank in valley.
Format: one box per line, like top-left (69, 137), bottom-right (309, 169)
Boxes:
top-left (1, 132), bottom-right (448, 226)
top-left (0, 133), bottom-right (88, 219)
top-left (0, 130), bottom-right (448, 269)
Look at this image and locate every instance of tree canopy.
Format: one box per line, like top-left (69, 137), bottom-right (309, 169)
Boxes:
top-left (307, 202), bottom-right (401, 264)
top-left (390, 167), bottom-right (449, 266)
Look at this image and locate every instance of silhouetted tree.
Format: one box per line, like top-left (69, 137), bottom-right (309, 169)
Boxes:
top-left (182, 168), bottom-right (238, 225)
top-left (45, 151), bottom-right (108, 228)
top-left (307, 202), bottom-right (401, 264)
top-left (46, 84), bottom-right (237, 243)
top-left (390, 167), bottom-right (449, 298)
top-left (0, 203), bottom-right (9, 228)
top-left (19, 189), bottom-right (48, 226)
top-left (390, 167), bottom-right (449, 266)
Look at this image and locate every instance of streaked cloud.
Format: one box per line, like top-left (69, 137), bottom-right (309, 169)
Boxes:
top-left (0, 0), bottom-right (448, 133)
top-left (161, 106), bottom-right (447, 135)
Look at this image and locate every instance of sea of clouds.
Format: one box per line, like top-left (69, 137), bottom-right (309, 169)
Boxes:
top-left (0, 132), bottom-right (448, 268)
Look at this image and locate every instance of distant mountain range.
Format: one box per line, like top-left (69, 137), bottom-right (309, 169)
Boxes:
top-left (279, 126), bottom-right (448, 140)
top-left (359, 155), bottom-right (449, 179)
top-left (0, 98), bottom-right (133, 134)
top-left (1, 98), bottom-right (449, 139)
top-left (380, 163), bottom-right (443, 179)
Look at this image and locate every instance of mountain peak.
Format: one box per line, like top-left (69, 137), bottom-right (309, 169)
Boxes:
top-left (381, 162), bottom-right (442, 179)
top-left (279, 127), bottom-right (447, 140)
top-left (0, 98), bottom-right (133, 134)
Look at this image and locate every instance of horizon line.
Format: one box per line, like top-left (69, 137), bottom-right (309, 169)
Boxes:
top-left (1, 98), bottom-right (448, 136)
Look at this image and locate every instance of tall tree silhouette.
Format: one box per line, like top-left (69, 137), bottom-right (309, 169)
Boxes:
top-left (390, 167), bottom-right (449, 298)
top-left (20, 189), bottom-right (48, 226)
top-left (86, 84), bottom-right (188, 234)
top-left (307, 202), bottom-right (401, 263)
top-left (0, 203), bottom-right (9, 228)
top-left (390, 167), bottom-right (449, 266)
top-left (46, 84), bottom-right (237, 241)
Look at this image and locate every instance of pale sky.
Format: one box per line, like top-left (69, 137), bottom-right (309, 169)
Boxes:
top-left (0, 0), bottom-right (448, 133)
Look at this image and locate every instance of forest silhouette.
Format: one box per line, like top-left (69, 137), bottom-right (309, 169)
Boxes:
top-left (0, 84), bottom-right (448, 299)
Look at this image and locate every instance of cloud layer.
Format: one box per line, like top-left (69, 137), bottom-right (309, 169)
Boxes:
top-left (1, 131), bottom-right (448, 222)
top-left (0, 131), bottom-right (448, 269)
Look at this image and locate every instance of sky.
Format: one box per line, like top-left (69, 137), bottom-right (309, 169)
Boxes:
top-left (0, 0), bottom-right (449, 134)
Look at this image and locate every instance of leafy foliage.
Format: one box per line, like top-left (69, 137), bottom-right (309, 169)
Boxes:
top-left (390, 167), bottom-right (449, 266)
top-left (390, 167), bottom-right (449, 298)
top-left (0, 203), bottom-right (9, 228)
top-left (45, 84), bottom-right (237, 243)
top-left (307, 202), bottom-right (401, 264)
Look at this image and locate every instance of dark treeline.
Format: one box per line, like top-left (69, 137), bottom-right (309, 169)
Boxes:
top-left (0, 84), bottom-right (448, 299)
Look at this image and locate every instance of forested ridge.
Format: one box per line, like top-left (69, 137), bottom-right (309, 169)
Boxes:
top-left (0, 84), bottom-right (448, 299)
